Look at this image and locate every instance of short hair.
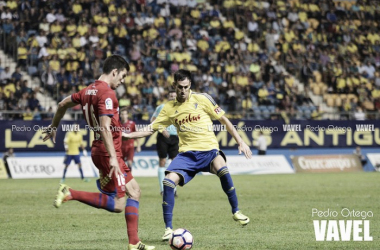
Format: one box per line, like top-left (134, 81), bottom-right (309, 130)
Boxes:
top-left (174, 69), bottom-right (192, 83)
top-left (120, 107), bottom-right (129, 113)
top-left (102, 55), bottom-right (130, 74)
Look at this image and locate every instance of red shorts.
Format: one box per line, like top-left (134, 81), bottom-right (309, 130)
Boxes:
top-left (92, 155), bottom-right (133, 198)
top-left (122, 147), bottom-right (135, 162)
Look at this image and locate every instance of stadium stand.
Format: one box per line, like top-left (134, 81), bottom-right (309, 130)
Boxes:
top-left (0, 0), bottom-right (379, 120)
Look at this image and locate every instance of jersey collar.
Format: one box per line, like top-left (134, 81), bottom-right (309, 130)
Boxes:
top-left (95, 80), bottom-right (111, 88)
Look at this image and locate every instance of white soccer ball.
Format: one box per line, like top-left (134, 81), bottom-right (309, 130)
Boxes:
top-left (169, 228), bottom-right (193, 250)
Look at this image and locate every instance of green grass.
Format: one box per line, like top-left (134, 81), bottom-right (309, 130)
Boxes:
top-left (0, 173), bottom-right (379, 250)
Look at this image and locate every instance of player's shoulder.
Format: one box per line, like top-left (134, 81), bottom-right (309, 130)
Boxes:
top-left (191, 92), bottom-right (217, 106)
top-left (162, 100), bottom-right (176, 109)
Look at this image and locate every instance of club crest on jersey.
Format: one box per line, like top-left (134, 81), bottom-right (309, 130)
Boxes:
top-left (194, 103), bottom-right (198, 109)
top-left (105, 98), bottom-right (113, 110)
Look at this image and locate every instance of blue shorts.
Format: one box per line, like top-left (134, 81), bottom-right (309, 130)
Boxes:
top-left (64, 155), bottom-right (81, 165)
top-left (166, 149), bottom-right (226, 186)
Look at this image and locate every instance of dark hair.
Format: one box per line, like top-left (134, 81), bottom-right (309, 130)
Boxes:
top-left (174, 69), bottom-right (191, 83)
top-left (102, 55), bottom-right (130, 74)
top-left (120, 107), bottom-right (129, 113)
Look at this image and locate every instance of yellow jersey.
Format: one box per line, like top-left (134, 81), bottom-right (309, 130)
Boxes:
top-left (152, 91), bottom-right (225, 152)
top-left (65, 132), bottom-right (83, 155)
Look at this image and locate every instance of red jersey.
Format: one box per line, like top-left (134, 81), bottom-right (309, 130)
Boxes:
top-left (121, 120), bottom-right (136, 148)
top-left (71, 80), bottom-right (122, 157)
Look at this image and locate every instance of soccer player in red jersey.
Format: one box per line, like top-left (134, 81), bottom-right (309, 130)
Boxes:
top-left (120, 107), bottom-right (141, 170)
top-left (43, 55), bottom-right (155, 250)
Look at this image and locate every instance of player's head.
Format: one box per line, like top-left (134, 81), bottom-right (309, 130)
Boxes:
top-left (173, 69), bottom-right (191, 103)
top-left (168, 87), bottom-right (177, 101)
top-left (102, 55), bottom-right (130, 90)
top-left (120, 107), bottom-right (129, 123)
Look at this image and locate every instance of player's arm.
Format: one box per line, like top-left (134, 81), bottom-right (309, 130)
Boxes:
top-left (124, 107), bottom-right (171, 139)
top-left (133, 123), bottom-right (141, 152)
top-left (43, 95), bottom-right (78, 143)
top-left (99, 115), bottom-right (123, 177)
top-left (219, 115), bottom-right (252, 159)
top-left (122, 124), bottom-right (155, 139)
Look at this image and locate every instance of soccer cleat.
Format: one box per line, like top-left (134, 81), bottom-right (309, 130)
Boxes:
top-left (54, 184), bottom-right (71, 208)
top-left (162, 227), bottom-right (173, 241)
top-left (128, 241), bottom-right (155, 250)
top-left (233, 211), bottom-right (250, 226)
top-left (83, 178), bottom-right (91, 182)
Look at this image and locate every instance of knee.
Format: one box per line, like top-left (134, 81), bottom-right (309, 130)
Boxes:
top-left (114, 207), bottom-right (123, 213)
top-left (128, 187), bottom-right (141, 200)
top-left (114, 203), bottom-right (124, 213)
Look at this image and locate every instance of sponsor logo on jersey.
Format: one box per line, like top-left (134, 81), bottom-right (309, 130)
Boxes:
top-left (105, 98), bottom-right (113, 110)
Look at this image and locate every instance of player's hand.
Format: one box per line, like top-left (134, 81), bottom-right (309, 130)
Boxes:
top-left (238, 141), bottom-right (252, 159)
top-left (136, 145), bottom-right (141, 153)
top-left (108, 156), bottom-right (123, 179)
top-left (162, 130), bottom-right (170, 138)
top-left (42, 125), bottom-right (57, 143)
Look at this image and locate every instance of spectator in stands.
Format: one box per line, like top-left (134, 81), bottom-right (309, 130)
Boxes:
top-left (41, 66), bottom-right (57, 96)
top-left (354, 106), bottom-right (366, 120)
top-left (28, 92), bottom-right (41, 111)
top-left (11, 66), bottom-right (22, 82)
top-left (0, 66), bottom-right (12, 85)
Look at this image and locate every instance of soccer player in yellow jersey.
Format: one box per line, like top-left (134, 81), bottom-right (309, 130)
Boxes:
top-left (123, 69), bottom-right (252, 240)
top-left (62, 128), bottom-right (87, 183)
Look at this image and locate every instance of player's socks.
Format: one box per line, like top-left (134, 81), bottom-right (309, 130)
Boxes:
top-left (217, 166), bottom-right (239, 213)
top-left (62, 167), bottom-right (68, 180)
top-left (125, 198), bottom-right (140, 245)
top-left (158, 167), bottom-right (166, 193)
top-left (78, 167), bottom-right (84, 180)
top-left (162, 178), bottom-right (176, 229)
top-left (69, 189), bottom-right (115, 212)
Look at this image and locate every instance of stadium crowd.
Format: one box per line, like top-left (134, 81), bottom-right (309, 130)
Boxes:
top-left (0, 0), bottom-right (379, 120)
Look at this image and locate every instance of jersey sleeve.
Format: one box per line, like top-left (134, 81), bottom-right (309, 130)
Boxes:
top-left (200, 93), bottom-right (225, 120)
top-left (98, 90), bottom-right (115, 117)
top-left (151, 104), bottom-right (171, 132)
top-left (151, 104), bottom-right (163, 119)
top-left (71, 91), bottom-right (82, 104)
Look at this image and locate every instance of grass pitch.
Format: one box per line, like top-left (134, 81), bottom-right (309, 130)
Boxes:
top-left (0, 173), bottom-right (379, 250)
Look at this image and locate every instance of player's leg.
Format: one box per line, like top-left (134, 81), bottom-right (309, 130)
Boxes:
top-left (210, 154), bottom-right (250, 226)
top-left (124, 178), bottom-right (141, 245)
top-left (62, 155), bottom-right (71, 183)
top-left (124, 168), bottom-right (155, 249)
top-left (62, 165), bottom-right (69, 183)
top-left (168, 136), bottom-right (179, 197)
top-left (157, 134), bottom-right (169, 195)
top-left (162, 172), bottom-right (181, 240)
top-left (54, 155), bottom-right (124, 212)
top-left (74, 155), bottom-right (84, 180)
top-left (126, 147), bottom-right (134, 172)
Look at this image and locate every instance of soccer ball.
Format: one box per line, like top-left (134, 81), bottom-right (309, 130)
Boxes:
top-left (169, 228), bottom-right (193, 250)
